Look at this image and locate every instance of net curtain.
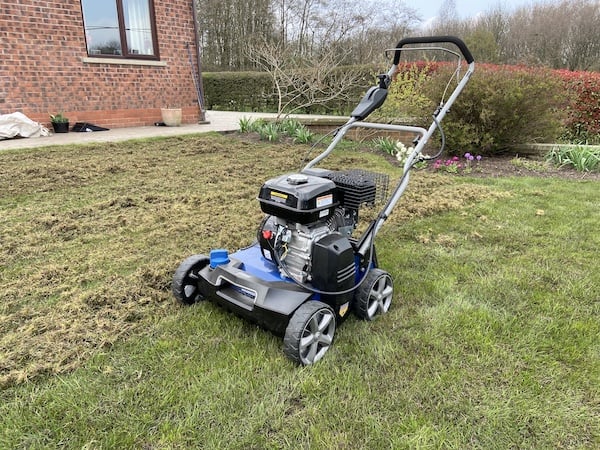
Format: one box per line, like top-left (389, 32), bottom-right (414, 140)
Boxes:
top-left (124, 0), bottom-right (153, 55)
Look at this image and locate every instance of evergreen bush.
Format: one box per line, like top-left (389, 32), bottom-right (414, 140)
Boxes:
top-left (203, 72), bottom-right (276, 112)
top-left (418, 64), bottom-right (566, 155)
top-left (558, 70), bottom-right (600, 143)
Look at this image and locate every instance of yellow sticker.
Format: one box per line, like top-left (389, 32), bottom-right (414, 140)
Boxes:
top-left (271, 191), bottom-right (288, 203)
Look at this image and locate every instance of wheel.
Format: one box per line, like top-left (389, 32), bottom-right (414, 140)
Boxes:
top-left (354, 268), bottom-right (393, 320)
top-left (172, 254), bottom-right (209, 305)
top-left (283, 301), bottom-right (336, 365)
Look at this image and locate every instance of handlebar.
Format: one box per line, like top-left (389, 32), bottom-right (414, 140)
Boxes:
top-left (393, 35), bottom-right (474, 64)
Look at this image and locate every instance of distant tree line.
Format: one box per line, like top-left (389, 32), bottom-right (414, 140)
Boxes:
top-left (196, 0), bottom-right (418, 71)
top-left (195, 0), bottom-right (599, 72)
top-left (427, 0), bottom-right (600, 71)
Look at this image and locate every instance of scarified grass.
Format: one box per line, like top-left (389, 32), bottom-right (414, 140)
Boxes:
top-left (1, 138), bottom-right (598, 449)
top-left (0, 133), bottom-right (501, 386)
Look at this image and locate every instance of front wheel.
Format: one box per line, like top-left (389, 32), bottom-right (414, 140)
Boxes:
top-left (172, 254), bottom-right (209, 305)
top-left (283, 301), bottom-right (336, 365)
top-left (353, 268), bottom-right (393, 320)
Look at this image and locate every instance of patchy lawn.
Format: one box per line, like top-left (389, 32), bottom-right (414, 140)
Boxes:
top-left (1, 133), bottom-right (597, 449)
top-left (0, 133), bottom-right (498, 386)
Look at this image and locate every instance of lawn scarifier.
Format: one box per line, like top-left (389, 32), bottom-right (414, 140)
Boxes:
top-left (173, 36), bottom-right (476, 364)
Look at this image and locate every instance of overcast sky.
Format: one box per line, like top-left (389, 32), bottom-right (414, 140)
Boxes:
top-left (407, 0), bottom-right (538, 21)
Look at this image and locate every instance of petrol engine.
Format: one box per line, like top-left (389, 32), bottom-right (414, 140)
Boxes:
top-left (257, 169), bottom-right (386, 302)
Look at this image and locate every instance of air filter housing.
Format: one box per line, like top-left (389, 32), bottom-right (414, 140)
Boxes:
top-left (324, 169), bottom-right (388, 210)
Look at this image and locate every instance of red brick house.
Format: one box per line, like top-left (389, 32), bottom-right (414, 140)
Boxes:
top-left (1, 0), bottom-right (203, 129)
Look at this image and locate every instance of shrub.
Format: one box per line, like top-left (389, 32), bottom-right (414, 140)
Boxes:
top-left (211, 64), bottom-right (600, 147)
top-left (374, 62), bottom-right (438, 121)
top-left (419, 64), bottom-right (567, 155)
top-left (203, 72), bottom-right (276, 111)
top-left (557, 70), bottom-right (600, 143)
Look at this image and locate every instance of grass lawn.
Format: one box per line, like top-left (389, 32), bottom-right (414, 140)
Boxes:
top-left (1, 133), bottom-right (598, 449)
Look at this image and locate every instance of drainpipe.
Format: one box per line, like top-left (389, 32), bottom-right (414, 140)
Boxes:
top-left (191, 0), bottom-right (208, 123)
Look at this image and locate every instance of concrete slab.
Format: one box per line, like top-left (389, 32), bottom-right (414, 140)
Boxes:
top-left (0, 111), bottom-right (335, 151)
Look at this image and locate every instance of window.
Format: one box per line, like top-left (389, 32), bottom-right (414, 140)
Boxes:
top-left (81, 0), bottom-right (159, 59)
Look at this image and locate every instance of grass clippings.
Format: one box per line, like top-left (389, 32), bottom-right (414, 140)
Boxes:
top-left (0, 133), bottom-right (498, 387)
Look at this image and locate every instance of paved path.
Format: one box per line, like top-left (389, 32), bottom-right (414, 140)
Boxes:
top-left (0, 111), bottom-right (334, 151)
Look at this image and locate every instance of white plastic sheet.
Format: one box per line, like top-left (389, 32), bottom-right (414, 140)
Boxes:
top-left (0, 112), bottom-right (50, 140)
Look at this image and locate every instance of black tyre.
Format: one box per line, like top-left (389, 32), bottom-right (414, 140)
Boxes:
top-left (354, 268), bottom-right (393, 320)
top-left (172, 254), bottom-right (209, 305)
top-left (283, 301), bottom-right (336, 365)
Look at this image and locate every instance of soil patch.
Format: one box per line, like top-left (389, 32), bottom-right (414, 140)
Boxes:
top-left (436, 154), bottom-right (600, 181)
top-left (228, 131), bottom-right (600, 181)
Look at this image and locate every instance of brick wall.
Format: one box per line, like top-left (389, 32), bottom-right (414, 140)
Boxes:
top-left (0, 0), bottom-right (201, 129)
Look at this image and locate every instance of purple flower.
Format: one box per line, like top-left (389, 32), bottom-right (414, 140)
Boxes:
top-left (464, 152), bottom-right (471, 159)
top-left (476, 155), bottom-right (482, 161)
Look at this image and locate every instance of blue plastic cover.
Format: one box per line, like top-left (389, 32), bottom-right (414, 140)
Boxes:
top-left (209, 248), bottom-right (230, 269)
top-left (230, 244), bottom-right (284, 282)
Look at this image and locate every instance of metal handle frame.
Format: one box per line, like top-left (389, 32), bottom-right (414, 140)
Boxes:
top-left (302, 36), bottom-right (475, 258)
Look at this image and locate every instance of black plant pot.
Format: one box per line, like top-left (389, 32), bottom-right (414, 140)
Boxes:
top-left (52, 122), bottom-right (69, 133)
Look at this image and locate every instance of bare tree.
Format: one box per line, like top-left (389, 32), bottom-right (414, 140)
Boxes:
top-left (197, 0), bottom-right (274, 70)
top-left (501, 0), bottom-right (600, 69)
top-left (561, 0), bottom-right (600, 70)
top-left (198, 0), bottom-right (420, 70)
top-left (438, 0), bottom-right (458, 22)
top-left (425, 0), bottom-right (600, 70)
top-left (323, 0), bottom-right (420, 65)
top-left (246, 37), bottom-right (365, 117)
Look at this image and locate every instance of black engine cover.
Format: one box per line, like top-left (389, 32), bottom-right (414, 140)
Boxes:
top-left (258, 173), bottom-right (339, 224)
top-left (311, 233), bottom-right (356, 309)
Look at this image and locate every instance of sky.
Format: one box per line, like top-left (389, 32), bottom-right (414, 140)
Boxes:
top-left (408, 0), bottom-right (537, 21)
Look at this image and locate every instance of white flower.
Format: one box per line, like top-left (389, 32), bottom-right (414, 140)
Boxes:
top-left (394, 142), bottom-right (414, 163)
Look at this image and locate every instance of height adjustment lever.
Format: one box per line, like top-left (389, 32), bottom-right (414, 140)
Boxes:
top-left (378, 74), bottom-right (390, 89)
top-left (350, 74), bottom-right (390, 121)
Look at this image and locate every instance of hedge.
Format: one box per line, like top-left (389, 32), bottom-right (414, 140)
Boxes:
top-left (557, 69), bottom-right (600, 142)
top-left (203, 63), bottom-right (599, 149)
top-left (421, 64), bottom-right (567, 154)
top-left (416, 64), bottom-right (600, 152)
top-left (202, 71), bottom-right (277, 112)
top-left (203, 65), bottom-right (383, 115)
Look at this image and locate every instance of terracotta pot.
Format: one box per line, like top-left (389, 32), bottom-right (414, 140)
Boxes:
top-left (160, 108), bottom-right (182, 127)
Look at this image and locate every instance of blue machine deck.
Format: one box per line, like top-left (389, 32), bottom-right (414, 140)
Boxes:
top-left (230, 244), bottom-right (285, 283)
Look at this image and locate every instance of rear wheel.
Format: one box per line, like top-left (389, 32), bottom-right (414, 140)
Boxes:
top-left (283, 301), bottom-right (336, 365)
top-left (172, 254), bottom-right (209, 304)
top-left (354, 268), bottom-right (393, 320)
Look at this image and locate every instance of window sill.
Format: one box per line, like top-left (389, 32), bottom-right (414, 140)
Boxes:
top-left (82, 57), bottom-right (167, 67)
